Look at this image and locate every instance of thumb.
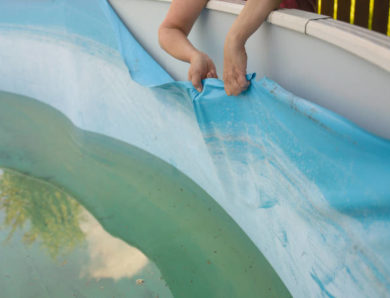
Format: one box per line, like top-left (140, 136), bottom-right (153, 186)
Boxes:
top-left (192, 74), bottom-right (202, 92)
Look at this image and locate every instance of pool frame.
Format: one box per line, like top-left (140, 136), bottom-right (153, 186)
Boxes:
top-left (110, 0), bottom-right (390, 139)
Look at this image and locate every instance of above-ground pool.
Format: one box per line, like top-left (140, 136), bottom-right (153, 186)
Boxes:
top-left (1, 0), bottom-right (390, 297)
top-left (0, 91), bottom-right (288, 297)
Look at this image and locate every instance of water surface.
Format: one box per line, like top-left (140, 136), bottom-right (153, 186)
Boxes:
top-left (0, 168), bottom-right (173, 297)
top-left (0, 91), bottom-right (290, 297)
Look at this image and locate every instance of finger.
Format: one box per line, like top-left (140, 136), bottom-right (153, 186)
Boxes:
top-left (237, 74), bottom-right (250, 91)
top-left (229, 77), bottom-right (242, 96)
top-left (228, 73), bottom-right (249, 96)
top-left (225, 85), bottom-right (231, 96)
top-left (192, 74), bottom-right (202, 92)
top-left (206, 70), bottom-right (217, 79)
top-left (226, 79), bottom-right (240, 96)
top-left (223, 71), bottom-right (233, 95)
top-left (224, 76), bottom-right (233, 95)
top-left (224, 78), bottom-right (232, 95)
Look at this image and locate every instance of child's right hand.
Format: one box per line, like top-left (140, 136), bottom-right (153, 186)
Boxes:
top-left (188, 51), bottom-right (218, 92)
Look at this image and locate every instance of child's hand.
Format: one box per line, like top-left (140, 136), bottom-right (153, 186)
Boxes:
top-left (223, 36), bottom-right (250, 96)
top-left (188, 52), bottom-right (217, 92)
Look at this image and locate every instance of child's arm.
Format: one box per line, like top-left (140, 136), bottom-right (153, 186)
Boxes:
top-left (223, 0), bottom-right (282, 96)
top-left (158, 0), bottom-right (217, 92)
top-left (159, 0), bottom-right (281, 95)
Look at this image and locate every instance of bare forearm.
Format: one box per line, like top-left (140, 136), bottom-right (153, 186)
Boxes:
top-left (158, 0), bottom-right (208, 63)
top-left (223, 0), bottom-right (281, 96)
top-left (158, 27), bottom-right (199, 63)
top-left (227, 0), bottom-right (281, 45)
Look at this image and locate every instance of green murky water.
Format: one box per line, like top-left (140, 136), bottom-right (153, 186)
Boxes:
top-left (0, 91), bottom-right (291, 298)
top-left (0, 168), bottom-right (173, 298)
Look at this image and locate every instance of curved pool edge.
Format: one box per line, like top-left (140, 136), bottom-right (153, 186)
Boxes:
top-left (110, 0), bottom-right (390, 140)
top-left (1, 1), bottom-right (390, 297)
top-left (0, 90), bottom-right (291, 298)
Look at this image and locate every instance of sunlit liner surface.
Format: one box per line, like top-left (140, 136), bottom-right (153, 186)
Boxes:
top-left (0, 92), bottom-right (290, 298)
top-left (0, 0), bottom-right (390, 297)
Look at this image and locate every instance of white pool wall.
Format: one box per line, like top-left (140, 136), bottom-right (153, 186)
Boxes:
top-left (110, 0), bottom-right (390, 140)
top-left (1, 2), bottom-right (390, 297)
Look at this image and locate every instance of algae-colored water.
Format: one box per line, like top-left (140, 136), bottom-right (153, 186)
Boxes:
top-left (0, 168), bottom-right (173, 298)
top-left (0, 91), bottom-right (291, 297)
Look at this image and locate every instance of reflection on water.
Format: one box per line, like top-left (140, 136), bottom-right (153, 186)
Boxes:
top-left (0, 90), bottom-right (290, 298)
top-left (0, 169), bottom-right (84, 258)
top-left (79, 209), bottom-right (148, 281)
top-left (0, 168), bottom-right (171, 297)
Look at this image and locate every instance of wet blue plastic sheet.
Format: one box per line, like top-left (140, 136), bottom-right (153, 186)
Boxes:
top-left (1, 0), bottom-right (390, 297)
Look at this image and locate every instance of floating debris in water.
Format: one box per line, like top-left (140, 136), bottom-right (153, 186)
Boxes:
top-left (136, 279), bottom-right (144, 285)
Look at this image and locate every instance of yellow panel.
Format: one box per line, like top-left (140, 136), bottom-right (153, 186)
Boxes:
top-left (350, 0), bottom-right (356, 24)
top-left (368, 0), bottom-right (375, 30)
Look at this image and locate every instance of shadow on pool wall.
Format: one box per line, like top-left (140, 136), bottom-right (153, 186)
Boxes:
top-left (0, 0), bottom-right (390, 297)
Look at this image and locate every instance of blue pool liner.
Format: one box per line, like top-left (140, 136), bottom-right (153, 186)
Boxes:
top-left (1, 0), bottom-right (390, 297)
